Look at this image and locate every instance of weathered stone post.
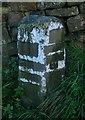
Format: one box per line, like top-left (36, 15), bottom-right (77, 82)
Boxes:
top-left (17, 15), bottom-right (66, 108)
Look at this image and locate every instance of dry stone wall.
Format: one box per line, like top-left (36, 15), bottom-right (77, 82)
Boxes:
top-left (2, 2), bottom-right (85, 67)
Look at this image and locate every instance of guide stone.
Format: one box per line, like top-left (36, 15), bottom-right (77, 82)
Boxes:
top-left (17, 15), bottom-right (66, 108)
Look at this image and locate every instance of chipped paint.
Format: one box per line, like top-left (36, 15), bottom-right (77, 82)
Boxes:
top-left (47, 49), bottom-right (63, 56)
top-left (57, 60), bottom-right (65, 69)
top-left (18, 28), bottom-right (28, 42)
top-left (19, 66), bottom-right (45, 76)
top-left (18, 19), bottom-right (65, 94)
top-left (64, 48), bottom-right (66, 60)
top-left (18, 53), bottom-right (45, 65)
top-left (23, 31), bottom-right (28, 42)
top-left (19, 78), bottom-right (40, 86)
top-left (19, 65), bottom-right (46, 93)
top-left (19, 78), bottom-right (28, 82)
top-left (48, 21), bottom-right (63, 32)
top-left (46, 64), bottom-right (54, 73)
top-left (17, 28), bottom-right (21, 41)
top-left (57, 48), bottom-right (66, 69)
top-left (56, 48), bottom-right (66, 69)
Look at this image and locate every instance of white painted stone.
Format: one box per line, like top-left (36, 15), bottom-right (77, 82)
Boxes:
top-left (17, 28), bottom-right (21, 41)
top-left (18, 18), bottom-right (65, 96)
top-left (57, 60), bottom-right (65, 69)
top-left (20, 78), bottom-right (28, 82)
top-left (23, 31), bottom-right (28, 42)
top-left (18, 53), bottom-right (45, 65)
top-left (47, 49), bottom-right (63, 56)
top-left (46, 64), bottom-right (54, 73)
top-left (40, 77), bottom-right (46, 93)
top-left (19, 78), bottom-right (40, 86)
top-left (48, 21), bottom-right (63, 32)
top-left (19, 65), bottom-right (46, 93)
top-left (19, 66), bottom-right (25, 72)
top-left (64, 48), bottom-right (66, 60)
top-left (17, 28), bottom-right (28, 42)
top-left (28, 80), bottom-right (40, 86)
top-left (57, 50), bottom-right (63, 54)
top-left (19, 65), bottom-right (45, 76)
top-left (44, 43), bottom-right (55, 47)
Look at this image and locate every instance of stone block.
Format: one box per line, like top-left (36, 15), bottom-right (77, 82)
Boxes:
top-left (18, 41), bottom-right (38, 57)
top-left (2, 23), bottom-right (11, 44)
top-left (45, 68), bottom-right (65, 93)
top-left (2, 13), bottom-right (7, 22)
top-left (79, 3), bottom-right (85, 14)
top-left (2, 42), bottom-right (18, 56)
top-left (67, 2), bottom-right (81, 6)
top-left (21, 82), bottom-right (41, 108)
top-left (67, 14), bottom-right (85, 32)
top-left (49, 29), bottom-right (64, 43)
top-left (46, 6), bottom-right (79, 17)
top-left (30, 10), bottom-right (45, 16)
top-left (7, 2), bottom-right (36, 12)
top-left (19, 60), bottom-right (45, 72)
top-left (46, 52), bottom-right (64, 64)
top-left (8, 12), bottom-right (23, 27)
top-left (37, 2), bottom-right (65, 10)
top-left (2, 7), bottom-right (10, 22)
top-left (18, 15), bottom-right (65, 107)
top-left (2, 7), bottom-right (10, 13)
top-left (10, 27), bottom-right (18, 42)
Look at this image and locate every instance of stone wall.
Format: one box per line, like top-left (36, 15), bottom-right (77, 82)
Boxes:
top-left (2, 2), bottom-right (85, 67)
top-left (2, 2), bottom-right (37, 66)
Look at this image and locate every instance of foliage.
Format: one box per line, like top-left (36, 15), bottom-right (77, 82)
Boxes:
top-left (2, 57), bottom-right (23, 119)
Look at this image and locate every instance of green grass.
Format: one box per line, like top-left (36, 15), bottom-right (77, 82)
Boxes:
top-left (2, 43), bottom-right (85, 120)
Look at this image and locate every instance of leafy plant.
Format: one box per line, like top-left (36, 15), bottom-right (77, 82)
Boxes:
top-left (3, 104), bottom-right (13, 119)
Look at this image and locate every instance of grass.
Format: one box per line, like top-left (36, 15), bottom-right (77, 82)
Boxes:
top-left (2, 43), bottom-right (85, 120)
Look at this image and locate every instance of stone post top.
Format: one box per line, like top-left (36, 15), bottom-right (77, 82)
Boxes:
top-left (18, 15), bottom-right (63, 29)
